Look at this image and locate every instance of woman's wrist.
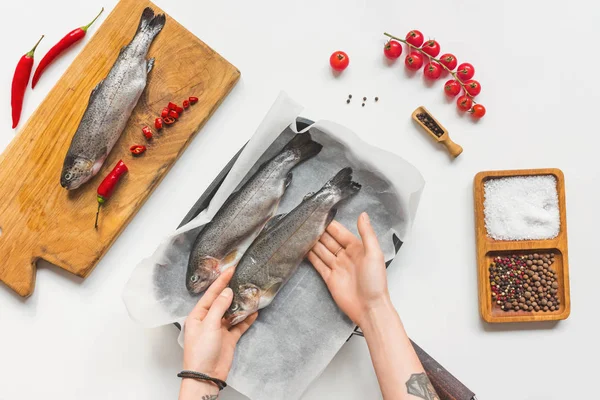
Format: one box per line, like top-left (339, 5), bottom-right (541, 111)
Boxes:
top-left (358, 295), bottom-right (397, 332)
top-left (179, 378), bottom-right (219, 399)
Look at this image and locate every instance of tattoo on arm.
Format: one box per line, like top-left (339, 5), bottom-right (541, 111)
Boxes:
top-left (201, 395), bottom-right (218, 400)
top-left (406, 373), bottom-right (440, 400)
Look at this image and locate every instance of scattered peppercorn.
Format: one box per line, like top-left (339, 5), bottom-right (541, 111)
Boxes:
top-left (362, 103), bottom-right (365, 107)
top-left (362, 96), bottom-right (367, 101)
top-left (348, 94), bottom-right (352, 99)
top-left (346, 99), bottom-right (350, 104)
top-left (375, 97), bottom-right (379, 102)
top-left (488, 253), bottom-right (560, 313)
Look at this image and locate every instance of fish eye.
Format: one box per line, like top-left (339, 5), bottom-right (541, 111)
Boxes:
top-left (231, 303), bottom-right (239, 311)
top-left (64, 172), bottom-right (73, 181)
top-left (190, 275), bottom-right (199, 283)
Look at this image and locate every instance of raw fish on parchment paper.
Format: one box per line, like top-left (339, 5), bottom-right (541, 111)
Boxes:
top-left (123, 92), bottom-right (425, 400)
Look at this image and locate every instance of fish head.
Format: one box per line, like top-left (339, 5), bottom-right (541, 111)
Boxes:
top-left (60, 155), bottom-right (94, 190)
top-left (225, 283), bottom-right (261, 326)
top-left (186, 256), bottom-right (220, 294)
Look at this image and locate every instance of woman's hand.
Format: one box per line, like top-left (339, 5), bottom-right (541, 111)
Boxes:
top-left (182, 268), bottom-right (257, 380)
top-left (308, 212), bottom-right (390, 327)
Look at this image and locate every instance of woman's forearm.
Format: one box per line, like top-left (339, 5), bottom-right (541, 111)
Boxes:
top-left (360, 299), bottom-right (439, 400)
top-left (179, 379), bottom-right (219, 400)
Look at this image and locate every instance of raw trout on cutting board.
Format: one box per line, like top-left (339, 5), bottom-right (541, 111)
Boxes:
top-left (225, 167), bottom-right (361, 325)
top-left (186, 133), bottom-right (323, 294)
top-left (60, 7), bottom-right (165, 190)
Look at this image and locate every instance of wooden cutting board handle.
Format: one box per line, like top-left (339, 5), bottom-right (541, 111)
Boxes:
top-left (0, 0), bottom-right (239, 297)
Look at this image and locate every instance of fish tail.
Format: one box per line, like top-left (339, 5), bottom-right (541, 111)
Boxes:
top-left (136, 7), bottom-right (166, 39)
top-left (327, 167), bottom-right (362, 199)
top-left (283, 132), bottom-right (323, 163)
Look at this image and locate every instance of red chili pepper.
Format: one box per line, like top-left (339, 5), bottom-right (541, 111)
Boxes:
top-left (183, 100), bottom-right (190, 109)
top-left (32, 8), bottom-right (103, 89)
top-left (142, 126), bottom-right (152, 140)
top-left (189, 96), bottom-right (198, 104)
top-left (95, 160), bottom-right (128, 229)
top-left (130, 144), bottom-right (146, 156)
top-left (11, 35), bottom-right (44, 129)
top-left (169, 109), bottom-right (179, 119)
top-left (161, 107), bottom-right (169, 118)
top-left (168, 102), bottom-right (178, 111)
top-left (175, 105), bottom-right (184, 114)
top-left (163, 116), bottom-right (175, 125)
top-left (155, 117), bottom-right (163, 130)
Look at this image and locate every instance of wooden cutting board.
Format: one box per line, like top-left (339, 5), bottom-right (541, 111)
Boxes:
top-left (0, 0), bottom-right (240, 297)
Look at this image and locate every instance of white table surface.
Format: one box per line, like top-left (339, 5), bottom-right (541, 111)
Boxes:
top-left (1, 0), bottom-right (598, 399)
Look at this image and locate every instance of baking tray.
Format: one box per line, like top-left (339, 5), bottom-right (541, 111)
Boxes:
top-left (176, 117), bottom-right (476, 400)
top-left (474, 168), bottom-right (571, 323)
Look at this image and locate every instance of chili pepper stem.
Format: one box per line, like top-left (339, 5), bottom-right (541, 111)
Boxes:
top-left (82, 7), bottom-right (105, 32)
top-left (26, 35), bottom-right (45, 57)
top-left (383, 32), bottom-right (477, 105)
top-left (94, 202), bottom-right (101, 229)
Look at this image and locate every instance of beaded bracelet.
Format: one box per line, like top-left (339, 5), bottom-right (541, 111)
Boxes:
top-left (177, 370), bottom-right (227, 391)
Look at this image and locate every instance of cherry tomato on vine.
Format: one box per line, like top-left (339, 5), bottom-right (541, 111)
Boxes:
top-left (405, 52), bottom-right (424, 70)
top-left (439, 53), bottom-right (457, 70)
top-left (444, 80), bottom-right (461, 96)
top-left (424, 62), bottom-right (442, 79)
top-left (421, 40), bottom-right (440, 57)
top-left (456, 63), bottom-right (475, 81)
top-left (464, 80), bottom-right (481, 96)
top-left (384, 40), bottom-right (403, 59)
top-left (330, 51), bottom-right (350, 71)
top-left (405, 30), bottom-right (424, 47)
top-left (457, 95), bottom-right (473, 111)
top-left (471, 104), bottom-right (486, 118)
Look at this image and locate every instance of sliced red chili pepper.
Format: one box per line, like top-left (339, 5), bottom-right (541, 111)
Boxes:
top-left (161, 107), bottom-right (169, 118)
top-left (183, 100), bottom-right (190, 109)
top-left (175, 105), bottom-right (184, 114)
top-left (130, 144), bottom-right (147, 156)
top-left (142, 126), bottom-right (152, 140)
top-left (155, 117), bottom-right (163, 130)
top-left (168, 101), bottom-right (178, 111)
top-left (189, 96), bottom-right (198, 104)
top-left (169, 109), bottom-right (179, 119)
top-left (163, 116), bottom-right (176, 125)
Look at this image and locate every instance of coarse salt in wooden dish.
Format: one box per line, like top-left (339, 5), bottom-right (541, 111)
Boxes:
top-left (473, 168), bottom-right (571, 323)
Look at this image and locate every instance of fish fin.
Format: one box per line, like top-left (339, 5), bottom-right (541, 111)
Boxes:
top-left (89, 80), bottom-right (103, 102)
top-left (136, 7), bottom-right (166, 39)
top-left (146, 58), bottom-right (155, 74)
top-left (282, 132), bottom-right (323, 163)
top-left (221, 250), bottom-right (239, 268)
top-left (285, 172), bottom-right (293, 188)
top-left (326, 208), bottom-right (337, 227)
top-left (326, 167), bottom-right (362, 199)
top-left (263, 214), bottom-right (286, 233)
top-left (302, 191), bottom-right (315, 201)
top-left (262, 280), bottom-right (283, 304)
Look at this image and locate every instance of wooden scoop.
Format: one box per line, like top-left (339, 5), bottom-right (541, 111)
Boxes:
top-left (412, 106), bottom-right (463, 158)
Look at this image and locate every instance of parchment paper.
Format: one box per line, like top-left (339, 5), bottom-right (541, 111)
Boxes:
top-left (123, 92), bottom-right (425, 400)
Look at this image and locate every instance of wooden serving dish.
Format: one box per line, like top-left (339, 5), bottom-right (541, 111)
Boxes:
top-left (473, 168), bottom-right (571, 323)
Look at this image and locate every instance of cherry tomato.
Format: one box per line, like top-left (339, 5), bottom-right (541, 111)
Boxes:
top-left (423, 62), bottom-right (442, 80)
top-left (189, 96), bottom-right (198, 104)
top-left (457, 95), bottom-right (473, 111)
top-left (405, 30), bottom-right (424, 47)
top-left (161, 108), bottom-right (169, 118)
top-left (421, 40), bottom-right (440, 57)
top-left (183, 100), bottom-right (190, 109)
top-left (464, 80), bottom-right (481, 96)
top-left (405, 52), bottom-right (424, 70)
top-left (175, 105), bottom-right (184, 114)
top-left (155, 117), bottom-right (163, 130)
top-left (168, 102), bottom-right (178, 111)
top-left (330, 51), bottom-right (350, 71)
top-left (471, 104), bottom-right (486, 119)
top-left (384, 40), bottom-right (403, 59)
top-left (169, 109), bottom-right (179, 119)
top-left (439, 53), bottom-right (457, 70)
top-left (457, 63), bottom-right (475, 81)
top-left (444, 79), bottom-right (461, 96)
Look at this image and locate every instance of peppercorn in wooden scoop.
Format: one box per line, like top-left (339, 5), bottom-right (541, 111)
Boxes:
top-left (412, 106), bottom-right (463, 158)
